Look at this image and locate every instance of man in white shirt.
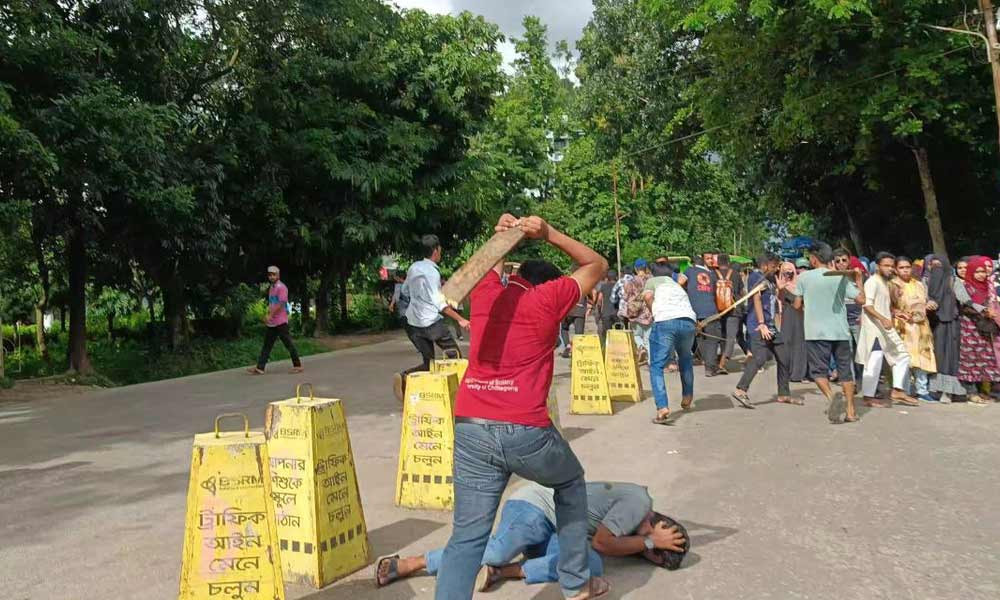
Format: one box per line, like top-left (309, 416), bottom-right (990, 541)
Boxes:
top-left (643, 262), bottom-right (698, 423)
top-left (394, 234), bottom-right (470, 401)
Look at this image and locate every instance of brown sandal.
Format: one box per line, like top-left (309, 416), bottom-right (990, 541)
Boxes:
top-left (568, 577), bottom-right (611, 600)
top-left (247, 367), bottom-right (265, 375)
top-left (374, 555), bottom-right (401, 588)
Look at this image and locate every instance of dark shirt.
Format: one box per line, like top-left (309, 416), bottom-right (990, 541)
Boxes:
top-left (684, 266), bottom-right (718, 319)
top-left (745, 271), bottom-right (775, 330)
top-left (716, 266), bottom-right (746, 317)
top-left (597, 281), bottom-right (617, 317)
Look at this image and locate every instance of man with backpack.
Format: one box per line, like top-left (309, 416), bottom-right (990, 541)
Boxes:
top-left (715, 254), bottom-right (745, 374)
top-left (621, 259), bottom-right (653, 364)
top-left (594, 270), bottom-right (620, 349)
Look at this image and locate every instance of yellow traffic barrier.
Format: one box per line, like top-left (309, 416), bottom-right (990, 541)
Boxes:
top-left (396, 372), bottom-right (457, 510)
top-left (605, 327), bottom-right (643, 402)
top-left (431, 348), bottom-right (468, 384)
top-left (178, 414), bottom-right (284, 600)
top-left (570, 334), bottom-right (613, 415)
top-left (264, 384), bottom-right (370, 588)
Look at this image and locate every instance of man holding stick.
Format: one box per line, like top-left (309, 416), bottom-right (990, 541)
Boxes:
top-left (793, 242), bottom-right (866, 423)
top-left (435, 214), bottom-right (609, 600)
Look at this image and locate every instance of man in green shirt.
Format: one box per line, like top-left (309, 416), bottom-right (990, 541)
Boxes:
top-left (793, 242), bottom-right (866, 423)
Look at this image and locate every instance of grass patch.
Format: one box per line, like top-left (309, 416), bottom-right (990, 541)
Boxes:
top-left (7, 330), bottom-right (328, 387)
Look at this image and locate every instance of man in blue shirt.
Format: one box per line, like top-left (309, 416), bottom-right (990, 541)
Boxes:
top-left (731, 253), bottom-right (790, 408)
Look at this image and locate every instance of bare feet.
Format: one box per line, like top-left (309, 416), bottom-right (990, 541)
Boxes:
top-left (288, 366), bottom-right (304, 374)
top-left (247, 367), bottom-right (265, 375)
top-left (568, 577), bottom-right (611, 600)
top-left (864, 396), bottom-right (891, 408)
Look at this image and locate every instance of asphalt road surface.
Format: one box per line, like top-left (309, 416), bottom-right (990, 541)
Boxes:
top-left (2, 330), bottom-right (999, 599)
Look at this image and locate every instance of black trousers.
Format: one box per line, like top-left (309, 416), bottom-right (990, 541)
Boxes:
top-left (697, 320), bottom-right (723, 374)
top-left (402, 320), bottom-right (460, 379)
top-left (257, 323), bottom-right (301, 370)
top-left (597, 315), bottom-right (619, 349)
top-left (737, 330), bottom-right (791, 396)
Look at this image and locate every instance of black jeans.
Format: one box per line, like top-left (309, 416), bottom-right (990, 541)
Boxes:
top-left (721, 315), bottom-right (744, 360)
top-left (596, 315), bottom-right (619, 349)
top-left (402, 320), bottom-right (460, 379)
top-left (737, 329), bottom-right (791, 396)
top-left (256, 323), bottom-right (301, 370)
top-left (697, 320), bottom-right (723, 374)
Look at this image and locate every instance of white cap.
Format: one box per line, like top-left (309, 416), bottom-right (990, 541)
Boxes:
top-left (267, 265), bottom-right (279, 274)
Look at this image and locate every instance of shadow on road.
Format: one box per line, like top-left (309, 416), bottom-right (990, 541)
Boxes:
top-left (366, 517), bottom-right (446, 561)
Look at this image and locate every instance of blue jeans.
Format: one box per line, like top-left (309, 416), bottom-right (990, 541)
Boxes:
top-left (425, 500), bottom-right (603, 583)
top-left (436, 422), bottom-right (589, 599)
top-left (650, 318), bottom-right (696, 411)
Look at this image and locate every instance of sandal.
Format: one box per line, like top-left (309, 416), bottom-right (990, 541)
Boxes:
top-left (374, 554), bottom-right (401, 588)
top-left (247, 367), bottom-right (265, 375)
top-left (568, 577), bottom-right (611, 600)
top-left (476, 565), bottom-right (502, 592)
top-left (969, 394), bottom-right (990, 405)
top-left (731, 390), bottom-right (755, 409)
top-left (776, 396), bottom-right (804, 405)
top-left (891, 392), bottom-right (919, 407)
top-left (288, 366), bottom-right (304, 374)
top-left (680, 396), bottom-right (693, 410)
top-left (651, 409), bottom-right (671, 425)
top-left (844, 415), bottom-right (860, 423)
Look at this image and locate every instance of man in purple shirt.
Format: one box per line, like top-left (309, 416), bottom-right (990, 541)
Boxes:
top-left (248, 265), bottom-right (304, 374)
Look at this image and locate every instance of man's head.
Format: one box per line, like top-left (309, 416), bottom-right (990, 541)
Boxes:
top-left (636, 512), bottom-right (689, 570)
top-left (717, 253), bottom-right (731, 269)
top-left (606, 269), bottom-right (618, 282)
top-left (832, 248), bottom-right (850, 272)
top-left (267, 265), bottom-right (280, 283)
top-left (634, 258), bottom-right (649, 275)
top-left (518, 260), bottom-right (563, 286)
top-left (701, 251), bottom-right (717, 268)
top-left (421, 234), bottom-right (442, 262)
top-left (692, 255), bottom-right (705, 267)
top-left (895, 256), bottom-right (913, 281)
top-left (393, 269), bottom-right (406, 282)
top-left (650, 262), bottom-right (672, 278)
top-left (874, 251), bottom-right (896, 279)
top-left (795, 257), bottom-right (810, 273)
top-left (808, 242), bottom-right (834, 268)
top-left (756, 252), bottom-right (780, 276)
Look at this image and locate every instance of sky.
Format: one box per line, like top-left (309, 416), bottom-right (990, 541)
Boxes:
top-left (389, 0), bottom-right (595, 71)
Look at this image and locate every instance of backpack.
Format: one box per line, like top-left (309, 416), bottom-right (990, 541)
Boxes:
top-left (624, 277), bottom-right (647, 319)
top-left (715, 269), bottom-right (734, 312)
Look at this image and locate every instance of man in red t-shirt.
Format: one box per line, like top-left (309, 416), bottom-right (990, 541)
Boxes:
top-left (435, 215), bottom-right (609, 600)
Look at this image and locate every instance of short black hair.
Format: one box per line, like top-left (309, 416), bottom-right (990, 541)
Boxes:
top-left (651, 262), bottom-right (673, 277)
top-left (874, 251), bottom-right (895, 265)
top-left (518, 260), bottom-right (562, 286)
top-left (756, 252), bottom-right (778, 267)
top-left (895, 255), bottom-right (912, 265)
top-left (717, 253), bottom-right (731, 267)
top-left (649, 512), bottom-right (690, 570)
top-left (421, 234), bottom-right (441, 258)
top-left (833, 247), bottom-right (850, 259)
top-left (607, 269), bottom-right (618, 280)
top-left (809, 241), bottom-right (834, 264)
top-left (692, 256), bottom-right (705, 266)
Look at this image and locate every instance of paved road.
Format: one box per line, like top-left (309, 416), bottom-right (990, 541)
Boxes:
top-left (2, 331), bottom-right (999, 600)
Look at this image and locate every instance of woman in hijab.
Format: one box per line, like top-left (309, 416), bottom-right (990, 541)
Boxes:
top-left (777, 260), bottom-right (809, 383)
top-left (957, 256), bottom-right (1000, 404)
top-left (925, 255), bottom-right (965, 402)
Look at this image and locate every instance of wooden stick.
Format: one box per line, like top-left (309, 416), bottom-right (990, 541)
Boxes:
top-left (438, 228), bottom-right (525, 308)
top-left (697, 280), bottom-right (769, 330)
top-left (822, 270), bottom-right (858, 277)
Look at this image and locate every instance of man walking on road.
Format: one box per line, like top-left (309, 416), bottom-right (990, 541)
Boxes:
top-left (436, 214), bottom-right (609, 600)
top-left (248, 265), bottom-right (303, 375)
top-left (594, 270), bottom-right (620, 349)
top-left (716, 253), bottom-right (745, 374)
top-left (393, 235), bottom-right (469, 401)
top-left (684, 255), bottom-right (721, 376)
top-left (731, 253), bottom-right (791, 408)
top-left (793, 243), bottom-right (866, 423)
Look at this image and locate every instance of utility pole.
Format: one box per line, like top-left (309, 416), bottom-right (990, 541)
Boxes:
top-left (611, 165), bottom-right (622, 277)
top-left (982, 0), bottom-right (1000, 152)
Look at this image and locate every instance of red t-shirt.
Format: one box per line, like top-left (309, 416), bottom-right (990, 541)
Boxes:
top-left (454, 271), bottom-right (582, 427)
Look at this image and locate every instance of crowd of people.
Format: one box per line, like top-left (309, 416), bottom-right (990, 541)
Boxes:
top-left (378, 217), bottom-right (998, 598)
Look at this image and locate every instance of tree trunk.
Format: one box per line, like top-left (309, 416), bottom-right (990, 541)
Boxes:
top-left (67, 227), bottom-right (93, 374)
top-left (315, 267), bottom-right (334, 335)
top-left (844, 207), bottom-right (866, 257)
top-left (61, 306), bottom-right (67, 332)
top-left (31, 230), bottom-right (50, 362)
top-left (146, 293), bottom-right (156, 342)
top-left (911, 145), bottom-right (948, 257)
top-left (338, 269), bottom-right (349, 323)
top-left (107, 311), bottom-right (115, 342)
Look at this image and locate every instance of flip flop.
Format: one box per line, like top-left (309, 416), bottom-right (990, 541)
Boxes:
top-left (844, 415), bottom-right (860, 423)
top-left (288, 366), bottom-right (304, 374)
top-left (651, 410), bottom-right (671, 425)
top-left (247, 367), bottom-right (265, 375)
top-left (776, 397), bottom-right (804, 406)
top-left (731, 391), bottom-right (755, 409)
top-left (680, 397), bottom-right (693, 410)
top-left (476, 565), bottom-right (502, 592)
top-left (374, 554), bottom-right (401, 588)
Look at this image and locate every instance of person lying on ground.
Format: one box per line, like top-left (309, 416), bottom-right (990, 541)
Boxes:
top-left (374, 481), bottom-right (689, 592)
